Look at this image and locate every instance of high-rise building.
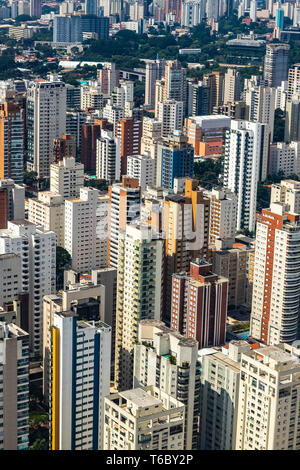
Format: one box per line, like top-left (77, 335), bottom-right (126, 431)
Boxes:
top-left (108, 177), bottom-right (141, 268)
top-left (104, 386), bottom-right (185, 450)
top-left (287, 64), bottom-right (300, 102)
top-left (26, 79), bottom-right (66, 178)
top-left (53, 15), bottom-right (109, 43)
top-left (145, 59), bottom-right (166, 108)
top-left (224, 120), bottom-right (270, 232)
top-left (269, 142), bottom-right (300, 177)
top-left (97, 63), bottom-right (120, 96)
top-left (27, 192), bottom-right (65, 247)
top-left (275, 7), bottom-right (284, 29)
top-left (223, 68), bottom-right (241, 105)
top-left (264, 43), bottom-right (289, 88)
top-left (157, 100), bottom-right (184, 138)
top-left (115, 117), bottom-right (142, 175)
top-left (244, 79), bottom-right (276, 141)
top-left (64, 188), bottom-right (108, 272)
top-left (212, 238), bottom-right (254, 309)
top-left (205, 188), bottom-right (237, 247)
top-left (134, 320), bottom-right (200, 450)
top-left (171, 259), bottom-right (228, 348)
top-left (0, 253), bottom-right (22, 306)
top-left (285, 94), bottom-right (300, 142)
top-left (185, 115), bottom-right (230, 158)
top-left (187, 81), bottom-right (210, 117)
top-left (127, 154), bottom-right (155, 191)
top-left (0, 101), bottom-right (25, 185)
top-left (29, 0), bottom-right (41, 17)
top-left (52, 134), bottom-right (76, 163)
top-left (85, 0), bottom-right (97, 15)
top-left (96, 130), bottom-right (121, 183)
top-left (115, 224), bottom-right (164, 391)
top-left (81, 82), bottom-right (103, 111)
top-left (181, 0), bottom-right (205, 26)
top-left (50, 312), bottom-right (111, 450)
top-left (203, 71), bottom-right (225, 113)
top-left (0, 220), bottom-right (56, 356)
top-left (235, 343), bottom-right (300, 450)
top-left (0, 179), bottom-right (24, 229)
top-left (163, 60), bottom-right (187, 105)
top-left (156, 133), bottom-right (194, 189)
top-left (0, 322), bottom-right (29, 450)
top-left (250, 203), bottom-right (300, 345)
top-left (50, 157), bottom-right (84, 199)
top-left (80, 123), bottom-right (101, 172)
top-left (249, 0), bottom-right (256, 22)
top-left (271, 179), bottom-right (300, 214)
top-left (199, 340), bottom-right (254, 450)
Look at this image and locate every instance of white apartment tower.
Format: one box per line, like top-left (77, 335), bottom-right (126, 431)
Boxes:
top-left (50, 157), bottom-right (84, 198)
top-left (235, 343), bottom-right (300, 450)
top-left (271, 179), bottom-right (300, 214)
top-left (134, 320), bottom-right (200, 450)
top-left (50, 312), bottom-right (111, 450)
top-left (145, 59), bottom-right (166, 108)
top-left (224, 120), bottom-right (270, 232)
top-left (205, 188), bottom-right (237, 247)
top-left (26, 79), bottom-right (66, 178)
top-left (0, 220), bottom-right (56, 356)
top-left (64, 188), bottom-right (108, 273)
top-left (157, 100), bottom-right (184, 138)
top-left (224, 68), bottom-right (241, 104)
top-left (127, 154), bottom-right (155, 191)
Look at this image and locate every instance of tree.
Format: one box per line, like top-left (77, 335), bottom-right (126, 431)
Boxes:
top-left (273, 108), bottom-right (286, 142)
top-left (56, 246), bottom-right (71, 290)
top-left (31, 438), bottom-right (48, 450)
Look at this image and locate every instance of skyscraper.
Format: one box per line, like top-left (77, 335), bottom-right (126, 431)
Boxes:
top-left (0, 322), bottom-right (29, 450)
top-left (171, 259), bottom-right (228, 348)
top-left (224, 120), bottom-right (270, 232)
top-left (0, 101), bottom-right (25, 185)
top-left (235, 343), bottom-right (300, 450)
top-left (115, 224), bottom-right (164, 391)
top-left (264, 43), bottom-right (290, 88)
top-left (26, 79), bottom-right (66, 178)
top-left (223, 68), bottom-right (241, 104)
top-left (250, 202), bottom-right (300, 346)
top-left (108, 177), bottom-right (141, 269)
top-left (0, 220), bottom-right (56, 356)
top-left (134, 320), bottom-right (200, 450)
top-left (145, 59), bottom-right (166, 108)
top-left (96, 130), bottom-right (121, 183)
top-left (50, 312), bottom-right (111, 450)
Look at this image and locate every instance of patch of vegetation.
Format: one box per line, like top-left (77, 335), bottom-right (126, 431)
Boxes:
top-left (194, 157), bottom-right (224, 188)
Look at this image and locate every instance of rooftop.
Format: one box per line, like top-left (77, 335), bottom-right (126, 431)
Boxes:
top-left (120, 388), bottom-right (162, 409)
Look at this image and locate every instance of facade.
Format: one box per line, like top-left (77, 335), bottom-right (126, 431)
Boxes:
top-left (115, 224), bottom-right (164, 391)
top-left (104, 387), bottom-right (185, 450)
top-left (269, 142), bottom-right (300, 177)
top-left (224, 120), bottom-right (270, 232)
top-left (0, 322), bottom-right (29, 450)
top-left (235, 344), bottom-right (300, 450)
top-left (108, 177), bottom-right (141, 269)
top-left (97, 63), bottom-right (120, 97)
top-left (0, 220), bottom-right (56, 356)
top-left (64, 188), bottom-right (108, 272)
top-left (285, 94), bottom-right (300, 142)
top-left (250, 203), bottom-right (300, 346)
top-left (50, 312), bottom-right (111, 450)
top-left (96, 130), bottom-right (121, 183)
top-left (171, 259), bottom-right (228, 348)
top-left (287, 63), bottom-right (300, 102)
top-left (26, 79), bottom-right (66, 178)
top-left (27, 192), bottom-right (65, 247)
top-left (50, 157), bottom-right (84, 199)
top-left (271, 179), bottom-right (300, 214)
top-left (187, 81), bottom-right (210, 117)
top-left (134, 320), bottom-right (200, 450)
top-left (52, 134), bottom-right (76, 163)
top-left (223, 68), bottom-right (241, 105)
top-left (244, 79), bottom-right (276, 141)
top-left (115, 117), bottom-right (142, 175)
top-left (80, 123), bottom-right (101, 172)
top-left (185, 115), bottom-right (230, 157)
top-left (157, 100), bottom-right (184, 138)
top-left (127, 154), bottom-right (155, 191)
top-left (181, 0), bottom-right (205, 27)
top-left (0, 253), bottom-right (22, 306)
top-left (156, 133), bottom-right (194, 189)
top-left (205, 188), bottom-right (237, 247)
top-left (145, 59), bottom-right (166, 108)
top-left (53, 15), bottom-right (109, 43)
top-left (199, 341), bottom-right (254, 450)
top-left (0, 101), bottom-right (25, 185)
top-left (0, 179), bottom-right (24, 229)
